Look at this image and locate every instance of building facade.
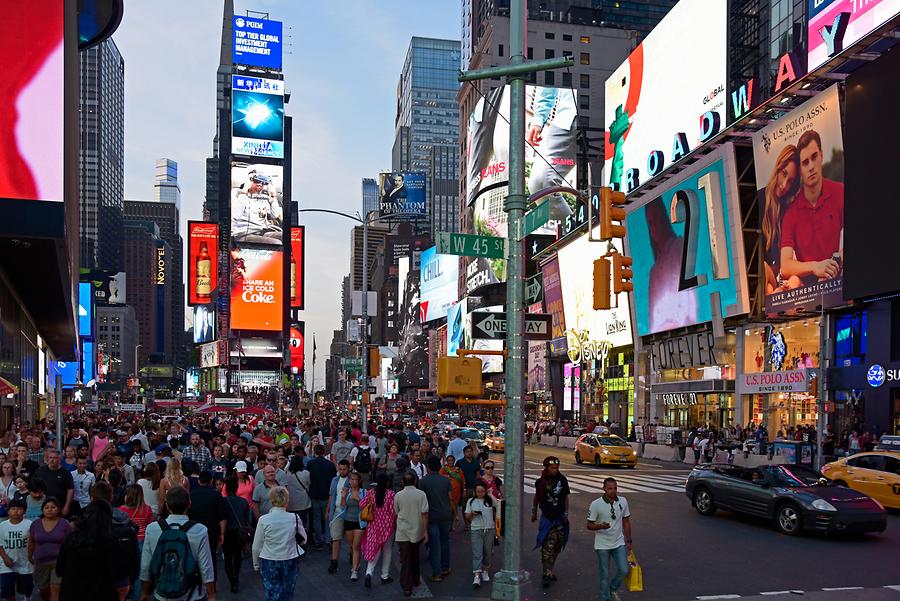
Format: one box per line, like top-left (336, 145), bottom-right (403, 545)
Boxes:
top-left (79, 38), bottom-right (125, 272)
top-left (154, 158), bottom-right (181, 209)
top-left (362, 178), bottom-right (379, 217)
top-left (96, 305), bottom-right (139, 380)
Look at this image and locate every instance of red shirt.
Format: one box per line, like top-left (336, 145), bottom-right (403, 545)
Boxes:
top-left (780, 178), bottom-right (844, 262)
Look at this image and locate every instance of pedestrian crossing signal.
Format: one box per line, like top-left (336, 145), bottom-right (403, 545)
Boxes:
top-left (437, 356), bottom-right (482, 397)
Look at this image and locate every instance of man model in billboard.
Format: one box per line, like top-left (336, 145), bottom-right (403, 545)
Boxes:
top-left (779, 130), bottom-right (844, 286)
top-left (527, 87), bottom-right (577, 219)
top-left (231, 171), bottom-right (283, 244)
top-left (761, 145), bottom-right (803, 294)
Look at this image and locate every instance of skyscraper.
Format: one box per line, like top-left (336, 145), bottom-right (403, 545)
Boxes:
top-left (392, 37), bottom-right (461, 237)
top-left (79, 38), bottom-right (125, 272)
top-left (362, 178), bottom-right (379, 217)
top-left (154, 158), bottom-right (181, 209)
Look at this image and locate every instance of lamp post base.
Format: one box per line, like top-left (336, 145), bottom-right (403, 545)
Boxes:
top-left (491, 569), bottom-right (530, 601)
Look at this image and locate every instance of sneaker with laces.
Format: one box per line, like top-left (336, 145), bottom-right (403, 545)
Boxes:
top-left (473, 573), bottom-right (481, 588)
top-left (481, 571), bottom-right (491, 582)
top-left (350, 570), bottom-right (358, 581)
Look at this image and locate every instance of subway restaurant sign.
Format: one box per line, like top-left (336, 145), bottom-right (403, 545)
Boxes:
top-left (741, 369), bottom-right (808, 394)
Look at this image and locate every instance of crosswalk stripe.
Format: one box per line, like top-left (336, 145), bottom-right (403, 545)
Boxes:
top-left (497, 470), bottom-right (686, 493)
top-left (565, 473), bottom-right (677, 493)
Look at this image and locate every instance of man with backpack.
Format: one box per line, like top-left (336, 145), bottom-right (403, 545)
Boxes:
top-left (349, 434), bottom-right (376, 487)
top-left (140, 486), bottom-right (216, 601)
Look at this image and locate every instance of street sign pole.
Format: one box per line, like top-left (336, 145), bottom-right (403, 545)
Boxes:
top-left (460, 4), bottom-right (572, 598)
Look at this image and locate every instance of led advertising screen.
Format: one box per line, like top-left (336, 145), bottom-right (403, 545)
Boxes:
top-left (466, 85), bottom-right (579, 220)
top-left (626, 144), bottom-right (749, 337)
top-left (82, 341), bottom-right (95, 384)
top-left (231, 75), bottom-right (284, 159)
top-left (0, 0), bottom-right (63, 202)
top-left (419, 246), bottom-right (459, 322)
top-left (84, 271), bottom-right (126, 306)
top-left (604, 0), bottom-right (728, 193)
top-left (446, 299), bottom-right (466, 359)
top-left (230, 162), bottom-right (283, 245)
top-left (557, 228), bottom-right (633, 349)
top-left (752, 85), bottom-right (844, 316)
top-left (808, 0), bottom-right (899, 72)
top-left (52, 359), bottom-right (78, 388)
top-left (290, 227), bottom-right (305, 309)
top-left (187, 222), bottom-right (218, 305)
top-left (378, 172), bottom-right (427, 219)
top-left (290, 322), bottom-right (304, 373)
top-left (397, 269), bottom-right (428, 387)
top-left (232, 16), bottom-right (283, 70)
top-left (230, 246), bottom-right (283, 331)
top-left (541, 257), bottom-right (567, 343)
top-left (78, 282), bottom-right (94, 338)
top-left (200, 342), bottom-right (220, 369)
top-left (193, 304), bottom-right (216, 344)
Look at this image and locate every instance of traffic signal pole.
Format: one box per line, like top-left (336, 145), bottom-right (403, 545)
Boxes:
top-left (459, 1), bottom-right (573, 597)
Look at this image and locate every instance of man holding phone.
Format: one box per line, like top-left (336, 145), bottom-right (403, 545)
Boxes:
top-left (587, 477), bottom-right (632, 601)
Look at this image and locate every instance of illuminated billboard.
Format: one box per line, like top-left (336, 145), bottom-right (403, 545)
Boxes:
top-left (200, 342), bottom-right (219, 369)
top-left (378, 172), bottom-right (427, 219)
top-left (0, 0), bottom-right (63, 202)
top-left (232, 16), bottom-right (283, 70)
top-left (230, 246), bottom-right (283, 331)
top-left (78, 282), bottom-right (93, 338)
top-left (82, 341), bottom-right (95, 384)
top-left (230, 163), bottom-right (283, 245)
top-left (419, 246), bottom-right (458, 322)
top-left (625, 144), bottom-right (749, 337)
top-left (752, 85), bottom-right (845, 316)
top-left (604, 0), bottom-right (728, 193)
top-left (290, 227), bottom-right (305, 309)
top-left (193, 304), bottom-right (215, 344)
top-left (231, 75), bottom-right (284, 159)
top-left (187, 222), bottom-right (218, 305)
top-left (290, 322), bottom-right (304, 373)
top-left (808, 0), bottom-right (899, 72)
top-left (83, 271), bottom-right (126, 306)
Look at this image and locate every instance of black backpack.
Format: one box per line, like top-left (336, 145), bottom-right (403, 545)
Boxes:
top-left (353, 447), bottom-right (372, 474)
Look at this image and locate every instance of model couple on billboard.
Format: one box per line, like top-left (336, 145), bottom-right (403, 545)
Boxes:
top-left (761, 129), bottom-right (844, 295)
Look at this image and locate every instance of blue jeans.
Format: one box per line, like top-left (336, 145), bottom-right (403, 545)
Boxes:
top-left (311, 498), bottom-right (329, 545)
top-left (427, 519), bottom-right (451, 577)
top-left (596, 545), bottom-right (629, 601)
top-left (260, 557), bottom-right (298, 601)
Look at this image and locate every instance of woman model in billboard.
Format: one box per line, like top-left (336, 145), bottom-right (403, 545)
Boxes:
top-left (761, 145), bottom-right (802, 294)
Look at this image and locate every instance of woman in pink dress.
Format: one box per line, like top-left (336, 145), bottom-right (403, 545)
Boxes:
top-left (360, 473), bottom-right (397, 588)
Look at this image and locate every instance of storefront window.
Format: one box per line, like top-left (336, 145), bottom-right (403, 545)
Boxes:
top-left (661, 393), bottom-right (734, 431)
top-left (835, 311), bottom-right (866, 366)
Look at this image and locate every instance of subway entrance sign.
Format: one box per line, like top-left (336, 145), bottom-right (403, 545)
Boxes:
top-left (436, 232), bottom-right (506, 259)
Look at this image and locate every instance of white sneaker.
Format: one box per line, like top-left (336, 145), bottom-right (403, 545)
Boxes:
top-left (473, 573), bottom-right (482, 588)
top-left (481, 571), bottom-right (491, 582)
top-left (350, 570), bottom-right (358, 581)
top-left (611, 592), bottom-right (622, 601)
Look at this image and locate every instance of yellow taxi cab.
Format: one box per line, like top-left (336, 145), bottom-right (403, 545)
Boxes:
top-left (574, 433), bottom-right (637, 468)
top-left (821, 450), bottom-right (900, 509)
top-left (484, 431), bottom-right (505, 453)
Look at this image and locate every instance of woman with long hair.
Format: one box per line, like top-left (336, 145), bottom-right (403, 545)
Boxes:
top-left (136, 461), bottom-right (161, 517)
top-left (28, 497), bottom-right (72, 601)
top-left (158, 458), bottom-right (188, 515)
top-left (0, 460), bottom-right (17, 510)
top-left (117, 485), bottom-right (151, 601)
top-left (360, 473), bottom-right (396, 588)
top-left (762, 144), bottom-right (803, 293)
top-left (223, 476), bottom-right (253, 594)
top-left (465, 481), bottom-right (496, 589)
top-left (339, 472), bottom-right (366, 581)
top-left (57, 501), bottom-right (118, 601)
top-left (440, 454), bottom-right (465, 530)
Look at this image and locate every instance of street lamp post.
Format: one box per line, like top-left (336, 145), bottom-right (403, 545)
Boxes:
top-left (297, 208), bottom-right (397, 435)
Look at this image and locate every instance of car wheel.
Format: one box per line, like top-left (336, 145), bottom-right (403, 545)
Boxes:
top-left (693, 487), bottom-right (716, 516)
top-left (594, 454), bottom-right (602, 467)
top-left (574, 451), bottom-right (582, 464)
top-left (775, 503), bottom-right (802, 536)
top-left (626, 464), bottom-right (637, 469)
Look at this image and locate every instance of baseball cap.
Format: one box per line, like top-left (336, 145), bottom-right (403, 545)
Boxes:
top-left (249, 173), bottom-right (271, 184)
top-left (235, 461), bottom-right (248, 473)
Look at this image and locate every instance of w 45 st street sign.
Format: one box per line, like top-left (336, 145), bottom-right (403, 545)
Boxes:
top-left (436, 232), bottom-right (507, 259)
top-left (471, 311), bottom-right (552, 341)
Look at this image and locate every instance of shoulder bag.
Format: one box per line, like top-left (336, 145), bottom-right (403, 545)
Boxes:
top-left (227, 496), bottom-right (253, 546)
top-left (360, 490), bottom-right (374, 523)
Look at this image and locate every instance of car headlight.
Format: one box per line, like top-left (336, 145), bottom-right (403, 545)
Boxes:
top-left (630, 448), bottom-right (637, 455)
top-left (811, 499), bottom-right (837, 512)
top-left (602, 448), bottom-right (610, 454)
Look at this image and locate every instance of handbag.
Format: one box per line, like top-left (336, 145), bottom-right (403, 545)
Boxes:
top-left (627, 551), bottom-right (643, 592)
top-left (227, 496), bottom-right (253, 546)
top-left (294, 514), bottom-right (306, 548)
top-left (360, 493), bottom-right (374, 523)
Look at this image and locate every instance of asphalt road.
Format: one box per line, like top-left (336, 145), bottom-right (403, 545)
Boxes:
top-left (217, 443), bottom-right (900, 601)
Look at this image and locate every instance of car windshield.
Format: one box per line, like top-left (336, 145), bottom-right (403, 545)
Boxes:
top-left (458, 429), bottom-right (482, 439)
top-left (768, 465), bottom-right (829, 487)
top-left (598, 436), bottom-right (628, 447)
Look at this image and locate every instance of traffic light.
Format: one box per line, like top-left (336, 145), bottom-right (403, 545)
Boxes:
top-left (593, 257), bottom-right (611, 310)
top-left (437, 356), bottom-right (483, 397)
top-left (612, 253), bottom-right (634, 294)
top-left (368, 346), bottom-right (380, 378)
top-left (599, 187), bottom-right (627, 240)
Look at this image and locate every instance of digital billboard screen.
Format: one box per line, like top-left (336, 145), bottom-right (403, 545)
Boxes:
top-left (82, 341), bottom-right (95, 384)
top-left (378, 172), bottom-right (427, 219)
top-left (419, 246), bottom-right (459, 322)
top-left (231, 75), bottom-right (284, 159)
top-left (232, 16), bottom-right (283, 70)
top-left (187, 222), bottom-right (218, 305)
top-left (78, 282), bottom-right (93, 338)
top-left (230, 162), bottom-right (283, 245)
top-left (85, 271), bottom-right (126, 306)
top-left (808, 0), bottom-right (899, 72)
top-left (290, 322), bottom-right (304, 373)
top-left (604, 0), bottom-right (728, 193)
top-left (193, 304), bottom-right (215, 344)
top-left (230, 246), bottom-right (283, 331)
top-left (290, 227), bottom-right (304, 309)
top-left (625, 144), bottom-right (749, 337)
top-left (752, 85), bottom-right (845, 316)
top-left (0, 0), bottom-right (63, 203)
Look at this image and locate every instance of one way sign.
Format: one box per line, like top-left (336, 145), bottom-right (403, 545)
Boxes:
top-left (471, 311), bottom-right (552, 341)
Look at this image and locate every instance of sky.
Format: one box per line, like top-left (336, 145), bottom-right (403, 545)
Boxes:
top-left (114, 0), bottom-right (460, 389)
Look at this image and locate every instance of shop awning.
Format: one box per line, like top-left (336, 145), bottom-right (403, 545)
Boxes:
top-left (0, 377), bottom-right (19, 396)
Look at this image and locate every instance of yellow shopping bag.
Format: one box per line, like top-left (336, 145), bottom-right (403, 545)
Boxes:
top-left (627, 551), bottom-right (643, 592)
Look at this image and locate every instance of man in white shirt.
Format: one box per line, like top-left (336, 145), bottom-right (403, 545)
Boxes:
top-left (447, 430), bottom-right (467, 463)
top-left (408, 449), bottom-right (426, 480)
top-left (72, 457), bottom-right (95, 514)
top-left (587, 478), bottom-right (632, 601)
